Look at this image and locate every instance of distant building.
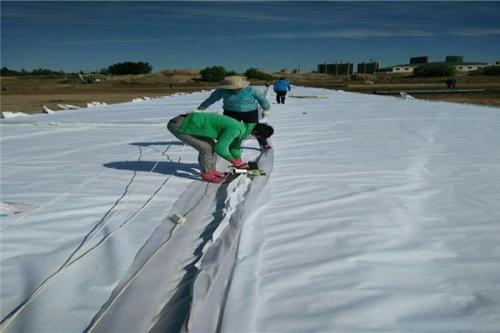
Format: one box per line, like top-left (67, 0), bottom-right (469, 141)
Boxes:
top-left (454, 63), bottom-right (489, 72)
top-left (445, 56), bottom-right (464, 63)
top-left (391, 65), bottom-right (415, 73)
top-left (357, 61), bottom-right (380, 74)
top-left (410, 56), bottom-right (428, 64)
top-left (317, 62), bottom-right (353, 75)
top-left (390, 56), bottom-right (488, 73)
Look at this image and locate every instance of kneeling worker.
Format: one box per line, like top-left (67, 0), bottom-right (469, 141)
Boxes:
top-left (167, 112), bottom-right (274, 183)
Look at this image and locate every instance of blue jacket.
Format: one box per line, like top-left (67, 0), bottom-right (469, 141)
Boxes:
top-left (273, 79), bottom-right (291, 92)
top-left (198, 86), bottom-right (270, 112)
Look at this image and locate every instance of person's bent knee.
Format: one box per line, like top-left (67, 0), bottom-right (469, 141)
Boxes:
top-left (167, 114), bottom-right (186, 134)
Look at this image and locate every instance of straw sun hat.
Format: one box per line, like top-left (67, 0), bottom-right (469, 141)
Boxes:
top-left (220, 76), bottom-right (250, 89)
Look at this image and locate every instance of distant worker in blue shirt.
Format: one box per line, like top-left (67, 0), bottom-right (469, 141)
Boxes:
top-left (196, 76), bottom-right (273, 150)
top-left (273, 77), bottom-right (291, 104)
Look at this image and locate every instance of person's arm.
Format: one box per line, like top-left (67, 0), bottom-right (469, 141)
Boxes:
top-left (252, 88), bottom-right (270, 110)
top-left (227, 138), bottom-right (249, 168)
top-left (213, 128), bottom-right (241, 161)
top-left (198, 89), bottom-right (223, 110)
top-left (287, 81), bottom-right (291, 91)
top-left (229, 138), bottom-right (243, 160)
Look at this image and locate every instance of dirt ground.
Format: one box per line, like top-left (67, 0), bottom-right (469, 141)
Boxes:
top-left (1, 71), bottom-right (500, 115)
top-left (341, 82), bottom-right (500, 107)
top-left (0, 71), bottom-right (219, 114)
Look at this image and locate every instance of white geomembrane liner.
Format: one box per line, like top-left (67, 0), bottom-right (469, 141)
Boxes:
top-left (1, 86), bottom-right (500, 332)
top-left (221, 88), bottom-right (500, 333)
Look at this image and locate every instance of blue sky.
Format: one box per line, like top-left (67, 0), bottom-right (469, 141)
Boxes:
top-left (1, 1), bottom-right (500, 72)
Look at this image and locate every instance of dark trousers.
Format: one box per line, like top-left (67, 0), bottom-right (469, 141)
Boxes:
top-left (223, 109), bottom-right (268, 146)
top-left (276, 91), bottom-right (287, 104)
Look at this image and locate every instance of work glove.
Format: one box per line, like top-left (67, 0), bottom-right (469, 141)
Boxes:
top-left (230, 159), bottom-right (249, 169)
top-left (261, 109), bottom-right (271, 118)
top-left (201, 170), bottom-right (225, 184)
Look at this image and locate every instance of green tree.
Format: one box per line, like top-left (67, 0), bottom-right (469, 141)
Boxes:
top-left (480, 65), bottom-right (500, 76)
top-left (107, 61), bottom-right (152, 75)
top-left (413, 63), bottom-right (457, 77)
top-left (31, 68), bottom-right (65, 76)
top-left (200, 66), bottom-right (227, 82)
top-left (1, 67), bottom-right (20, 76)
top-left (244, 68), bottom-right (276, 80)
top-left (225, 70), bottom-right (239, 77)
top-left (1, 67), bottom-right (67, 76)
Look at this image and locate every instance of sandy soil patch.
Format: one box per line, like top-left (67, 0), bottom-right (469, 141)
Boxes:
top-left (2, 73), bottom-right (500, 114)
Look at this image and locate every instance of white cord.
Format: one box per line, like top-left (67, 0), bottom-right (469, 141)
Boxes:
top-left (0, 143), bottom-right (188, 331)
top-left (0, 172), bottom-right (105, 232)
top-left (69, 144), bottom-right (187, 264)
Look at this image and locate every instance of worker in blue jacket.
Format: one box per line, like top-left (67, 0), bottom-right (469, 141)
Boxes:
top-left (197, 76), bottom-right (273, 150)
top-left (273, 77), bottom-right (291, 104)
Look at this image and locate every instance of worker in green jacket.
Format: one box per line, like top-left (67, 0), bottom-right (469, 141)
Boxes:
top-left (196, 76), bottom-right (273, 150)
top-left (167, 112), bottom-right (274, 183)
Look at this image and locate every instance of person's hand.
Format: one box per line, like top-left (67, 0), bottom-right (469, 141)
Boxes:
top-left (261, 109), bottom-right (271, 118)
top-left (193, 108), bottom-right (203, 112)
top-left (230, 159), bottom-right (249, 169)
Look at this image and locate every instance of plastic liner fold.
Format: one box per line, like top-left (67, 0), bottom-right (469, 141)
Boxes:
top-left (187, 150), bottom-right (274, 333)
top-left (86, 151), bottom-right (272, 333)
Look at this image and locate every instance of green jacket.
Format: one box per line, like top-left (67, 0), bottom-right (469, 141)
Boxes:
top-left (178, 112), bottom-right (256, 160)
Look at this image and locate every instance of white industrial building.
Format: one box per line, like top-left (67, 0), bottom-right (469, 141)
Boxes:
top-left (389, 56), bottom-right (489, 73)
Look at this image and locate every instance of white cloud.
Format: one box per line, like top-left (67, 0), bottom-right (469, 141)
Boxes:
top-left (259, 29), bottom-right (435, 39)
top-left (452, 28), bottom-right (500, 36)
top-left (43, 38), bottom-right (168, 46)
top-left (168, 6), bottom-right (303, 23)
top-left (40, 27), bottom-right (500, 47)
